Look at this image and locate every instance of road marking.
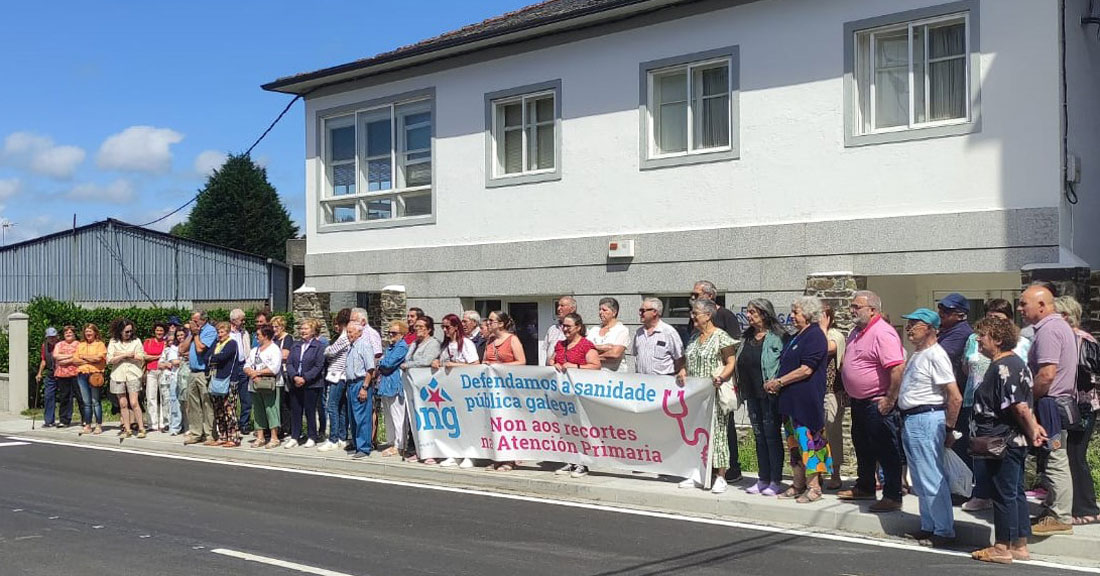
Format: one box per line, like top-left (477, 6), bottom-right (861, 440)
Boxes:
top-left (10, 436), bottom-right (1099, 574)
top-left (0, 441), bottom-right (30, 447)
top-left (211, 549), bottom-right (358, 576)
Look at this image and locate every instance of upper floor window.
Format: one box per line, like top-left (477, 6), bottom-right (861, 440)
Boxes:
top-left (639, 46), bottom-right (739, 170)
top-left (844, 1), bottom-right (980, 146)
top-left (484, 80), bottom-right (562, 187)
top-left (319, 92), bottom-right (434, 228)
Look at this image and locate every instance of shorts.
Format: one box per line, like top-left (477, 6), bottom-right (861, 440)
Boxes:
top-left (110, 377), bottom-right (142, 395)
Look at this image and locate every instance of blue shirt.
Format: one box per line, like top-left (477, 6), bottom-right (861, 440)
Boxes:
top-left (189, 323), bottom-right (217, 371)
top-left (345, 336), bottom-right (376, 381)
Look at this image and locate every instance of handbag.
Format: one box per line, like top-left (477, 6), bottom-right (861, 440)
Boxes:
top-left (969, 435), bottom-right (1007, 460)
top-left (253, 376), bottom-right (277, 391)
top-left (1056, 395), bottom-right (1084, 432)
top-left (209, 373), bottom-right (232, 396)
top-left (714, 367), bottom-right (738, 412)
top-left (89, 372), bottom-right (105, 388)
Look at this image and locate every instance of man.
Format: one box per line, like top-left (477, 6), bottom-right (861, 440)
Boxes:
top-left (691, 281), bottom-right (742, 339)
top-left (543, 296), bottom-right (576, 366)
top-left (404, 308), bottom-right (424, 345)
top-left (250, 310), bottom-right (270, 349)
top-left (1020, 283), bottom-right (1079, 535)
top-left (633, 298), bottom-right (685, 377)
top-left (463, 310), bottom-right (486, 361)
top-left (35, 327), bottom-right (61, 428)
top-left (228, 309), bottom-right (253, 434)
top-left (345, 322), bottom-right (377, 459)
top-left (183, 310), bottom-right (218, 445)
top-left (349, 307), bottom-right (384, 449)
top-left (936, 293), bottom-right (973, 389)
top-left (897, 308), bottom-right (962, 548)
top-left (837, 290), bottom-right (907, 513)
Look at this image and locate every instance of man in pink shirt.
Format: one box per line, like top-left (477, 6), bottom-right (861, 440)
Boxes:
top-left (837, 290), bottom-right (907, 513)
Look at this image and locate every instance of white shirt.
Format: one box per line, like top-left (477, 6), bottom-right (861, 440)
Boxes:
top-left (632, 320), bottom-right (684, 375)
top-left (159, 345), bottom-right (180, 372)
top-left (543, 323), bottom-right (566, 366)
top-left (229, 327), bottom-right (251, 363)
top-left (587, 322), bottom-right (631, 372)
top-left (441, 337), bottom-right (479, 364)
top-left (898, 343), bottom-right (955, 411)
top-left (251, 343), bottom-right (284, 376)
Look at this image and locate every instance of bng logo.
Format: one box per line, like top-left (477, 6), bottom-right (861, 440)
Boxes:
top-left (416, 378), bottom-right (461, 438)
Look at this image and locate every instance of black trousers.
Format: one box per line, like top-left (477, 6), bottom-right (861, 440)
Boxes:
top-left (1068, 405), bottom-right (1100, 517)
top-left (850, 397), bottom-right (904, 501)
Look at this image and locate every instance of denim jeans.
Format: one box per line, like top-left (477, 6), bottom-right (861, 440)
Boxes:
top-left (326, 380), bottom-right (349, 444)
top-left (850, 397), bottom-right (904, 500)
top-left (76, 373), bottom-right (103, 425)
top-left (744, 395), bottom-right (784, 484)
top-left (347, 378), bottom-right (374, 454)
top-left (43, 376), bottom-right (57, 426)
top-left (902, 410), bottom-right (955, 538)
top-left (988, 445), bottom-right (1030, 542)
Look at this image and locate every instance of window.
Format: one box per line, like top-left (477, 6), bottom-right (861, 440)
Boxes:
top-left (639, 46), bottom-right (739, 170)
top-left (318, 90), bottom-right (435, 228)
top-left (484, 80), bottom-right (562, 187)
top-left (844, 1), bottom-right (980, 146)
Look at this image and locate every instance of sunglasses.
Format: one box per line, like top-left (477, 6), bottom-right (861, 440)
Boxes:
top-left (386, 330), bottom-right (400, 336)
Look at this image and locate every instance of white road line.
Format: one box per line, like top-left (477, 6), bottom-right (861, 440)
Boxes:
top-left (10, 436), bottom-right (1100, 574)
top-left (211, 549), bottom-right (359, 576)
top-left (0, 441), bottom-right (30, 447)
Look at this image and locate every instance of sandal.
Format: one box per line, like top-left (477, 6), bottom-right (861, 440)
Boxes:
top-left (778, 486), bottom-right (807, 499)
top-left (972, 547), bottom-right (1013, 564)
top-left (380, 447), bottom-right (398, 457)
top-left (250, 439), bottom-right (265, 448)
top-left (265, 439), bottom-right (281, 449)
top-left (797, 488), bottom-right (823, 504)
top-left (497, 463), bottom-right (514, 472)
top-left (137, 430), bottom-right (147, 439)
top-left (1073, 515), bottom-right (1099, 525)
top-left (93, 426), bottom-right (103, 435)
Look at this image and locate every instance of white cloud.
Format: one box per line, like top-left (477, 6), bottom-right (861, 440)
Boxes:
top-left (96, 126), bottom-right (183, 173)
top-left (0, 178), bottom-right (20, 200)
top-left (67, 179), bottom-right (135, 204)
top-left (194, 149), bottom-right (228, 176)
top-left (2, 132), bottom-right (85, 179)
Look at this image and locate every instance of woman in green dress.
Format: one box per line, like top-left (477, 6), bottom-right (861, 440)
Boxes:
top-left (677, 298), bottom-right (738, 494)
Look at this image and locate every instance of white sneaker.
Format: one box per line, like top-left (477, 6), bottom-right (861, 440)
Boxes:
top-left (678, 477), bottom-right (702, 489)
top-left (711, 476), bottom-right (728, 494)
top-left (440, 457), bottom-right (458, 467)
top-left (283, 438), bottom-right (299, 449)
top-left (459, 458), bottom-right (474, 469)
top-left (555, 463), bottom-right (574, 476)
top-left (303, 439), bottom-right (316, 448)
top-left (962, 497), bottom-right (992, 511)
top-left (317, 440), bottom-right (335, 452)
top-left (336, 440), bottom-right (347, 451)
top-left (570, 465), bottom-right (589, 478)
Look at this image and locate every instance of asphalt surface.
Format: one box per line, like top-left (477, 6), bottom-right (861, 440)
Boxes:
top-left (0, 438), bottom-right (1082, 576)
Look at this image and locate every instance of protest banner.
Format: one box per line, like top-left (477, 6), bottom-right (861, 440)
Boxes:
top-left (404, 365), bottom-right (716, 483)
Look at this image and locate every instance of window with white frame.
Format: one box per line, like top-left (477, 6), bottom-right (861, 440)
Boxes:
top-left (492, 92), bottom-right (555, 177)
top-left (853, 12), bottom-right (970, 134)
top-left (320, 97), bottom-right (433, 226)
top-left (647, 58), bottom-right (731, 157)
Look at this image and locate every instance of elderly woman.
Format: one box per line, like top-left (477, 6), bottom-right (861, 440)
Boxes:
top-left (552, 313), bottom-right (601, 477)
top-left (1054, 296), bottom-right (1100, 526)
top-left (286, 319), bottom-right (325, 448)
top-left (764, 296), bottom-right (831, 503)
top-left (208, 321), bottom-right (241, 447)
top-left (587, 297), bottom-right (630, 372)
top-left (271, 316), bottom-right (294, 440)
top-left (403, 315), bottom-right (441, 464)
top-left (969, 315), bottom-right (1046, 564)
top-left (677, 299), bottom-right (737, 493)
top-left (107, 319), bottom-right (147, 438)
top-left (377, 321), bottom-right (410, 457)
top-left (819, 304), bottom-right (847, 490)
top-left (736, 299), bottom-right (788, 496)
top-left (246, 325), bottom-right (283, 449)
top-left (51, 326), bottom-right (80, 429)
top-left (483, 311), bottom-right (526, 365)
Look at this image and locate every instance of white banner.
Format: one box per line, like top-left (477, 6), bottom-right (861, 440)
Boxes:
top-left (404, 365), bottom-right (715, 481)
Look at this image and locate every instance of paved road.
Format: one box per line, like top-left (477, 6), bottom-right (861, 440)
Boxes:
top-left (0, 439), bottom-right (1081, 576)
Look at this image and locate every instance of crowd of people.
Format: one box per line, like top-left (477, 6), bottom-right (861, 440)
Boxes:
top-left (32, 280), bottom-right (1100, 565)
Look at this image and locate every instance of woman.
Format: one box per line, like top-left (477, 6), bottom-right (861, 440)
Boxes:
top-left (677, 299), bottom-right (737, 493)
top-left (143, 323), bottom-right (168, 433)
top-left (72, 324), bottom-right (107, 434)
top-left (208, 321), bottom-right (241, 447)
top-left (246, 325), bottom-right (283, 449)
top-left (735, 299), bottom-right (787, 496)
top-left (432, 314), bottom-right (478, 468)
top-left (377, 321), bottom-right (410, 457)
top-left (969, 315), bottom-right (1046, 564)
top-left (159, 327), bottom-right (184, 435)
top-left (286, 319), bottom-right (326, 448)
top-left (1054, 296), bottom-right (1100, 525)
top-left (588, 297), bottom-right (630, 372)
top-left (51, 326), bottom-right (80, 429)
top-left (764, 296), bottom-right (831, 504)
top-left (106, 318), bottom-right (147, 439)
top-left (483, 311), bottom-right (526, 365)
top-left (272, 316), bottom-right (295, 441)
top-left (820, 304), bottom-right (847, 490)
top-left (552, 313), bottom-right (601, 477)
top-left (402, 316), bottom-right (441, 464)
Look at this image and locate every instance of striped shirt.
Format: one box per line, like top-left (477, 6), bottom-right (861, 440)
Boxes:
top-left (325, 331), bottom-right (351, 383)
top-left (632, 320), bottom-right (684, 375)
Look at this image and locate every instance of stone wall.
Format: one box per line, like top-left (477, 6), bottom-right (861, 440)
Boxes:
top-left (803, 273), bottom-right (867, 333)
top-left (1021, 266), bottom-right (1092, 303)
top-left (380, 287), bottom-right (407, 345)
top-left (292, 289), bottom-right (332, 341)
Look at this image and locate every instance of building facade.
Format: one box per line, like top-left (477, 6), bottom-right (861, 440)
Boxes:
top-left (265, 0), bottom-right (1100, 363)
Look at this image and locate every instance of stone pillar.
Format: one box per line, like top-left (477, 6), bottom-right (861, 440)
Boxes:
top-left (7, 312), bottom-right (28, 414)
top-left (292, 287), bottom-right (332, 342)
top-left (366, 292), bottom-right (384, 332)
top-left (381, 285), bottom-right (407, 345)
top-left (803, 272), bottom-right (866, 333)
top-left (1021, 265), bottom-right (1091, 303)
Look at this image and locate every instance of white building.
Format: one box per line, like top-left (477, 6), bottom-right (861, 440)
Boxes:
top-left (264, 0), bottom-right (1100, 362)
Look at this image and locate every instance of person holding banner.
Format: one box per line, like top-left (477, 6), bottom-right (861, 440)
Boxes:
top-left (553, 313), bottom-right (602, 478)
top-left (433, 314), bottom-right (479, 468)
top-left (403, 316), bottom-right (441, 465)
top-left (377, 321), bottom-right (410, 458)
top-left (679, 299), bottom-right (738, 493)
top-left (736, 299), bottom-right (788, 497)
top-left (764, 296), bottom-right (831, 504)
top-left (483, 312), bottom-right (526, 365)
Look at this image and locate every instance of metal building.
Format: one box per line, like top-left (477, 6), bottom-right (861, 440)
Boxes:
top-left (0, 219), bottom-right (289, 311)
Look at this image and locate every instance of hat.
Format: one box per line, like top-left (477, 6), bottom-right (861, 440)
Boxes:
top-left (902, 308), bottom-right (941, 329)
top-left (167, 316), bottom-right (182, 326)
top-left (937, 293), bottom-right (970, 312)
top-left (44, 327), bottom-right (58, 338)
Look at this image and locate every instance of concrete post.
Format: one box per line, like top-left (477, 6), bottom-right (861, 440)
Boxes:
top-left (7, 312), bottom-right (28, 414)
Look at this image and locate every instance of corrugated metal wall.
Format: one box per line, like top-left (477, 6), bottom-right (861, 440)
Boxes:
top-left (0, 222), bottom-right (287, 307)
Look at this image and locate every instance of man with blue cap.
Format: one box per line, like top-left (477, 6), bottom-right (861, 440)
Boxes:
top-left (898, 307), bottom-right (963, 548)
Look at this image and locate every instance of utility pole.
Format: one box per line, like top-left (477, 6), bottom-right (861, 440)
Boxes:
top-left (0, 218), bottom-right (16, 246)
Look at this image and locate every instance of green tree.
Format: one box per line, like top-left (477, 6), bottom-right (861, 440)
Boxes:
top-left (177, 153), bottom-right (298, 261)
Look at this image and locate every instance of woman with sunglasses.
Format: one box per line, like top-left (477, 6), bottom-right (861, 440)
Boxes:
top-left (432, 313), bottom-right (479, 468)
top-left (107, 318), bottom-right (147, 438)
top-left (377, 321), bottom-right (410, 457)
top-left (402, 316), bottom-right (441, 464)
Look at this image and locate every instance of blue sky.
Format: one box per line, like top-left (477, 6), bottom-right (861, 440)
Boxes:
top-left (0, 0), bottom-right (531, 244)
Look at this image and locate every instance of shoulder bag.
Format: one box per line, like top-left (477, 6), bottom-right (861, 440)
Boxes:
top-left (968, 435), bottom-right (1007, 460)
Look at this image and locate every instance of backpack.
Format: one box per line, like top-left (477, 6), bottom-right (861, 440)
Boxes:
top-left (1077, 337), bottom-right (1100, 393)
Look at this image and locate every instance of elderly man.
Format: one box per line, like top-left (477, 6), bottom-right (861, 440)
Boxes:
top-left (898, 308), bottom-right (962, 548)
top-left (633, 298), bottom-right (684, 376)
top-left (463, 310), bottom-right (486, 361)
top-left (345, 322), bottom-right (377, 459)
top-left (183, 310), bottom-right (218, 445)
top-left (691, 281), bottom-right (742, 339)
top-left (544, 296), bottom-right (576, 366)
top-left (228, 309), bottom-right (253, 434)
top-left (837, 290), bottom-right (907, 513)
top-left (1020, 283), bottom-right (1079, 535)
top-left (36, 327), bottom-right (61, 428)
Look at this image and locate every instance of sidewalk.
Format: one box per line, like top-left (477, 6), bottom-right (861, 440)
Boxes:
top-left (9, 421), bottom-right (1100, 569)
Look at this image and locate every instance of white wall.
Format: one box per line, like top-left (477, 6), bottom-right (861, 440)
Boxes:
top-left (304, 0), bottom-right (1062, 256)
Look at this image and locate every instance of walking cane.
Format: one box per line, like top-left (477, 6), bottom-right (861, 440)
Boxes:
top-left (31, 376), bottom-right (41, 431)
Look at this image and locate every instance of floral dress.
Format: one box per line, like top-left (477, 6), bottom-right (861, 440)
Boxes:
top-left (685, 328), bottom-right (736, 469)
